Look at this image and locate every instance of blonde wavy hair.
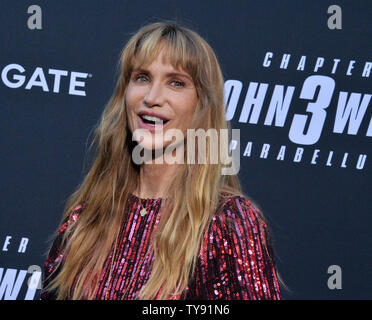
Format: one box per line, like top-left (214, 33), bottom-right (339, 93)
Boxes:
top-left (44, 21), bottom-right (278, 299)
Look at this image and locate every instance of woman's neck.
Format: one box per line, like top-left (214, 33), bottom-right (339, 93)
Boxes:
top-left (135, 162), bottom-right (180, 199)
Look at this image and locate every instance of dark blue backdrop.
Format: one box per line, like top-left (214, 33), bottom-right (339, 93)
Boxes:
top-left (0, 0), bottom-right (371, 300)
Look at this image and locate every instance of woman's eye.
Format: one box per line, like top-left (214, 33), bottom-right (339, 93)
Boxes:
top-left (132, 75), bottom-right (184, 87)
top-left (171, 80), bottom-right (184, 87)
top-left (134, 75), bottom-right (148, 82)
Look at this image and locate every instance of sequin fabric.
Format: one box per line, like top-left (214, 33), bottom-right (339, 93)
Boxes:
top-left (41, 194), bottom-right (281, 300)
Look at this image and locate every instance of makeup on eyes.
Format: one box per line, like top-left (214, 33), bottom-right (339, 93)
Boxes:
top-left (132, 68), bottom-right (192, 85)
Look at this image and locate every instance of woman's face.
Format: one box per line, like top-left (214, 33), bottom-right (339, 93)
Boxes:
top-left (125, 48), bottom-right (198, 152)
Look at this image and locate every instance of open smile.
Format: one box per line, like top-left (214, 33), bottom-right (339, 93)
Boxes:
top-left (137, 114), bottom-right (170, 132)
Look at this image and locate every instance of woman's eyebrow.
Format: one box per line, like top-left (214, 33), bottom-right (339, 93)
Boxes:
top-left (132, 68), bottom-right (192, 81)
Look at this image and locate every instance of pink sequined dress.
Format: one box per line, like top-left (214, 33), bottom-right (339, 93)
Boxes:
top-left (41, 194), bottom-right (281, 300)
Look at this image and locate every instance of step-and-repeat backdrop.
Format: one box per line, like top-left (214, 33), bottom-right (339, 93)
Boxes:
top-left (0, 1), bottom-right (370, 299)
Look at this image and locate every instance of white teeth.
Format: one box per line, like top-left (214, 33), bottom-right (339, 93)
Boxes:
top-left (141, 115), bottom-right (166, 123)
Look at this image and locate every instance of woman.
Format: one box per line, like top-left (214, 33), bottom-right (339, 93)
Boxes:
top-left (41, 21), bottom-right (282, 300)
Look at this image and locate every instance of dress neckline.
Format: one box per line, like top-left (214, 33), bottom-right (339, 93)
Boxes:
top-left (130, 193), bottom-right (164, 201)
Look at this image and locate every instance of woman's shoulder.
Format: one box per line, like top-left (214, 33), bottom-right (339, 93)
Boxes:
top-left (211, 192), bottom-right (267, 234)
top-left (56, 203), bottom-right (85, 236)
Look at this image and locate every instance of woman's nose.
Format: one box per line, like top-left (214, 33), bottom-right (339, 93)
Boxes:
top-left (144, 81), bottom-right (164, 107)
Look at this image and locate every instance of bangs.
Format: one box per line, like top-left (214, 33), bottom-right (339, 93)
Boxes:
top-left (130, 26), bottom-right (199, 80)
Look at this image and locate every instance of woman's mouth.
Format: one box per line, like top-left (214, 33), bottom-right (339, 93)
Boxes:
top-left (137, 114), bottom-right (170, 132)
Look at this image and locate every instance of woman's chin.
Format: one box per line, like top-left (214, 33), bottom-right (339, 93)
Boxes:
top-left (135, 138), bottom-right (166, 150)
top-left (132, 139), bottom-right (187, 165)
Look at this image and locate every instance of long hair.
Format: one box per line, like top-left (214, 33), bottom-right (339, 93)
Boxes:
top-left (44, 21), bottom-right (280, 299)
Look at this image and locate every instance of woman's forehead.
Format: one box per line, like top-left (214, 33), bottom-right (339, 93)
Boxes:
top-left (133, 49), bottom-right (188, 73)
top-left (132, 42), bottom-right (193, 75)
